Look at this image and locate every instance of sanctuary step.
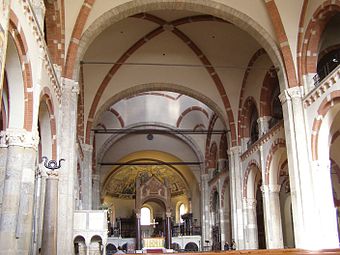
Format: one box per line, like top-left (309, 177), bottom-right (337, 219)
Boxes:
top-left (138, 248), bottom-right (340, 255)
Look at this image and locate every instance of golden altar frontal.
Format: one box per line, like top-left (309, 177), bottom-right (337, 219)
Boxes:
top-left (142, 237), bottom-right (165, 249)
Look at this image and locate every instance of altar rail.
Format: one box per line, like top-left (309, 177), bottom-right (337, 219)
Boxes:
top-left (139, 248), bottom-right (340, 254)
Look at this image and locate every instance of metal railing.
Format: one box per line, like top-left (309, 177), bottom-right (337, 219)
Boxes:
top-left (313, 58), bottom-right (339, 87)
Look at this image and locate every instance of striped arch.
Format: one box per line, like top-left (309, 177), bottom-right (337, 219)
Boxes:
top-left (176, 106), bottom-right (209, 128)
top-left (299, 1), bottom-right (340, 83)
top-left (242, 159), bottom-right (261, 198)
top-left (237, 48), bottom-right (266, 143)
top-left (39, 87), bottom-right (57, 158)
top-left (311, 90), bottom-right (340, 160)
top-left (239, 96), bottom-right (259, 140)
top-left (259, 67), bottom-right (279, 117)
top-left (264, 138), bottom-right (286, 185)
top-left (108, 108), bottom-right (125, 128)
top-left (205, 113), bottom-right (218, 172)
top-left (9, 11), bottom-right (34, 131)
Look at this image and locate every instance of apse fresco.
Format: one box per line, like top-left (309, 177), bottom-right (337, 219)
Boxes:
top-left (105, 165), bottom-right (188, 199)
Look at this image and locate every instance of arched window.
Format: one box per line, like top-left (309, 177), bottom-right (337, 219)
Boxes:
top-left (179, 204), bottom-right (186, 223)
top-left (141, 207), bottom-right (151, 225)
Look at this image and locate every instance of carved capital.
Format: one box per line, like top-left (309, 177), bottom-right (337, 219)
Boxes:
top-left (1, 128), bottom-right (40, 149)
top-left (81, 143), bottom-right (93, 153)
top-left (61, 77), bottom-right (79, 95)
top-left (228, 146), bottom-right (241, 156)
top-left (279, 86), bottom-right (303, 104)
top-left (261, 184), bottom-right (281, 193)
top-left (243, 198), bottom-right (257, 209)
top-left (46, 169), bottom-right (59, 178)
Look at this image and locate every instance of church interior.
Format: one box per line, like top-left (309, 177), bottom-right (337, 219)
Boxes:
top-left (0, 0), bottom-right (340, 254)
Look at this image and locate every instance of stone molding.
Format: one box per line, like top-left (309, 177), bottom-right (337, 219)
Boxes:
top-left (304, 67), bottom-right (340, 108)
top-left (241, 121), bottom-right (284, 161)
top-left (0, 128), bottom-right (40, 150)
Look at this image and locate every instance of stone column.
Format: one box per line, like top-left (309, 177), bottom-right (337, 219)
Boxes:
top-left (165, 212), bottom-right (172, 249)
top-left (0, 129), bottom-right (39, 255)
top-left (92, 174), bottom-right (100, 209)
top-left (81, 143), bottom-right (93, 209)
top-left (243, 198), bottom-right (258, 249)
top-left (57, 78), bottom-right (79, 254)
top-left (136, 213), bottom-right (142, 250)
top-left (41, 168), bottom-right (59, 255)
top-left (201, 173), bottom-right (211, 249)
top-left (311, 160), bottom-right (339, 247)
top-left (228, 146), bottom-right (245, 249)
top-left (262, 185), bottom-right (283, 248)
top-left (279, 86), bottom-right (318, 248)
top-left (0, 130), bottom-right (8, 213)
top-left (32, 164), bottom-right (47, 255)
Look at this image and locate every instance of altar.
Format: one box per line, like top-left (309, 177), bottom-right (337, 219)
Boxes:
top-left (142, 237), bottom-right (165, 253)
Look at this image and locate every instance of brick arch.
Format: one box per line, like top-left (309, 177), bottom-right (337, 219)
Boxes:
top-left (299, 2), bottom-right (340, 83)
top-left (264, 138), bottom-right (286, 185)
top-left (176, 106), bottom-right (209, 128)
top-left (8, 11), bottom-right (33, 131)
top-left (193, 123), bottom-right (205, 131)
top-left (44, 0), bottom-right (64, 66)
top-left (264, 0), bottom-right (298, 87)
top-left (71, 0), bottom-right (284, 82)
top-left (239, 96), bottom-right (259, 140)
top-left (242, 159), bottom-right (261, 198)
top-left (39, 87), bottom-right (57, 158)
top-left (219, 132), bottom-right (228, 159)
top-left (84, 14), bottom-right (236, 147)
top-left (204, 113), bottom-right (218, 173)
top-left (259, 67), bottom-right (279, 117)
top-left (311, 90), bottom-right (340, 160)
top-left (108, 108), bottom-right (125, 128)
top-left (86, 83), bottom-right (227, 144)
top-left (237, 48), bottom-right (266, 144)
top-left (207, 142), bottom-right (218, 169)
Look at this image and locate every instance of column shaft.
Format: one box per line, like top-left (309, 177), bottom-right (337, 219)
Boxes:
top-left (243, 198), bottom-right (258, 249)
top-left (165, 214), bottom-right (172, 249)
top-left (228, 146), bottom-right (245, 249)
top-left (81, 144), bottom-right (93, 210)
top-left (57, 78), bottom-right (79, 254)
top-left (262, 185), bottom-right (283, 248)
top-left (279, 87), bottom-right (318, 248)
top-left (0, 129), bottom-right (38, 255)
top-left (41, 174), bottom-right (59, 255)
top-left (136, 214), bottom-right (141, 250)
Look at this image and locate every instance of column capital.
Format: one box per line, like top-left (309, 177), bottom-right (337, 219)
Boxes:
top-left (261, 184), bottom-right (281, 193)
top-left (0, 128), bottom-right (40, 150)
top-left (243, 198), bottom-right (257, 209)
top-left (81, 143), bottom-right (93, 153)
top-left (228, 146), bottom-right (242, 155)
top-left (279, 86), bottom-right (303, 104)
top-left (166, 212), bottom-right (172, 218)
top-left (61, 77), bottom-right (79, 94)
